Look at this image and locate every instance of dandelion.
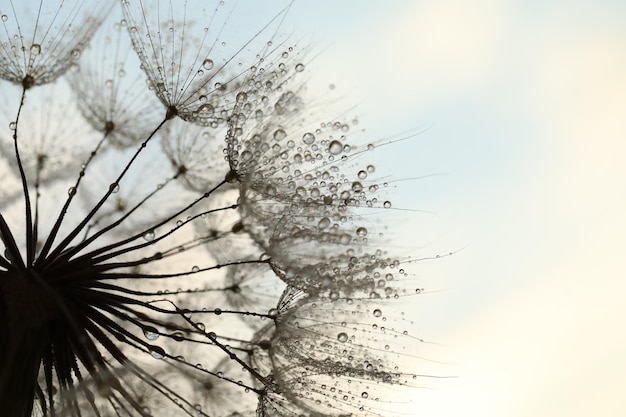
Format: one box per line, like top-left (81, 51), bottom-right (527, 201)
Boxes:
top-left (0, 1), bottom-right (443, 416)
top-left (0, 0), bottom-right (114, 87)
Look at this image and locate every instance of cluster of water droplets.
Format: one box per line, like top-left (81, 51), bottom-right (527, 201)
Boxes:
top-left (0, 1), bottom-right (438, 417)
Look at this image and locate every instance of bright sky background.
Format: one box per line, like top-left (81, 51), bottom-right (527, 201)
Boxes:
top-left (285, 1), bottom-right (626, 416)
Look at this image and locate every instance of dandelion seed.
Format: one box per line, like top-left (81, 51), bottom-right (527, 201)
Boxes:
top-left (0, 0), bottom-right (114, 86)
top-left (0, 1), bottom-right (444, 416)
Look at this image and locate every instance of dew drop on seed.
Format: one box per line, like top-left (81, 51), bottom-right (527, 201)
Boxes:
top-left (191, 265), bottom-right (199, 272)
top-left (339, 234), bottom-right (351, 245)
top-left (67, 187), bottom-right (76, 196)
top-left (143, 327), bottom-right (159, 341)
top-left (267, 308), bottom-right (278, 318)
top-left (317, 217), bottom-right (330, 230)
top-left (1, 15), bottom-right (7, 21)
top-left (202, 58), bottom-right (214, 70)
top-left (9, 122), bottom-right (16, 130)
top-left (273, 128), bottom-right (286, 141)
top-left (150, 346), bottom-right (165, 359)
top-left (30, 44), bottom-right (41, 55)
top-left (328, 140), bottom-right (342, 155)
top-left (295, 63), bottom-right (305, 72)
top-left (373, 309), bottom-right (382, 317)
top-left (361, 392), bottom-right (369, 399)
top-left (143, 230), bottom-right (155, 241)
top-left (358, 170), bottom-right (367, 179)
top-left (337, 332), bottom-right (348, 342)
top-left (356, 227), bottom-right (368, 237)
top-left (198, 103), bottom-right (214, 116)
top-left (302, 132), bottom-right (315, 144)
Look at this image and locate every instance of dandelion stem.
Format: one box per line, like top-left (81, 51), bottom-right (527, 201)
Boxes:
top-left (38, 116), bottom-right (170, 267)
top-left (50, 183), bottom-right (231, 271)
top-left (11, 87), bottom-right (35, 266)
top-left (37, 132), bottom-right (110, 264)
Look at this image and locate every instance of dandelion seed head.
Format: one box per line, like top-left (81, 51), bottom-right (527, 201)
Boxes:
top-left (0, 1), bottom-right (443, 416)
top-left (0, 1), bottom-right (114, 86)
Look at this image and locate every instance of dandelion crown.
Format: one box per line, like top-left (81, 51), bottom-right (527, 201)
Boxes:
top-left (0, 1), bottom-right (447, 416)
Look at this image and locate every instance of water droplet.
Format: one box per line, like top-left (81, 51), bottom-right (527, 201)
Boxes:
top-left (356, 227), bottom-right (368, 237)
top-left (373, 309), bottom-right (382, 317)
top-left (302, 132), bottom-right (315, 144)
top-left (67, 187), bottom-right (76, 196)
top-left (150, 346), bottom-right (165, 359)
top-left (1, 15), bottom-right (7, 21)
top-left (9, 122), bottom-right (16, 130)
top-left (109, 183), bottom-right (119, 193)
top-left (198, 103), bottom-right (214, 116)
top-left (143, 327), bottom-right (160, 341)
top-left (191, 265), bottom-right (199, 272)
top-left (361, 392), bottom-right (369, 399)
top-left (337, 332), bottom-right (348, 343)
top-left (328, 140), bottom-right (342, 155)
top-left (236, 91), bottom-right (247, 103)
top-left (352, 182), bottom-right (363, 192)
top-left (358, 170), bottom-right (367, 180)
top-left (383, 201), bottom-right (392, 208)
top-left (202, 58), bottom-right (214, 70)
top-left (143, 230), bottom-right (155, 241)
top-left (273, 128), bottom-right (286, 141)
top-left (267, 308), bottom-right (278, 318)
top-left (295, 63), bottom-right (305, 72)
top-left (30, 44), bottom-right (41, 55)
top-left (214, 308), bottom-right (222, 315)
top-left (339, 234), bottom-right (351, 245)
top-left (317, 217), bottom-right (330, 230)
top-left (71, 49), bottom-right (81, 59)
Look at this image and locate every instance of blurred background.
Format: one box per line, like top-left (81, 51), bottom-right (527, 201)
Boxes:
top-left (282, 1), bottom-right (626, 416)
